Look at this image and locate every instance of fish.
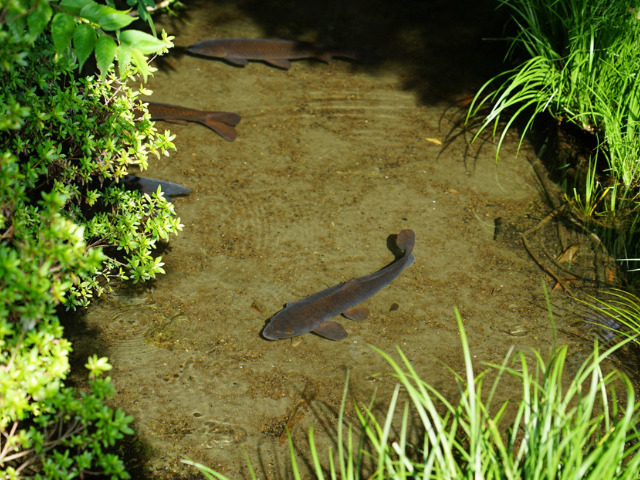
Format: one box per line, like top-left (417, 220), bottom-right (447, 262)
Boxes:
top-left (146, 102), bottom-right (241, 142)
top-left (186, 38), bottom-right (361, 70)
top-left (262, 229), bottom-right (415, 341)
top-left (122, 175), bottom-right (192, 202)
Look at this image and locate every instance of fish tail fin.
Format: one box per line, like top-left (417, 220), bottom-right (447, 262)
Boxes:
top-left (334, 48), bottom-right (379, 64)
top-left (202, 113), bottom-right (240, 141)
top-left (316, 52), bottom-right (334, 63)
top-left (396, 229), bottom-right (416, 255)
top-left (206, 111), bottom-right (242, 126)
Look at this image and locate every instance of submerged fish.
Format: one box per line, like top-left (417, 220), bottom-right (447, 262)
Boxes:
top-left (147, 102), bottom-right (241, 141)
top-left (123, 175), bottom-right (192, 201)
top-left (186, 38), bottom-right (361, 70)
top-left (263, 229), bottom-right (416, 341)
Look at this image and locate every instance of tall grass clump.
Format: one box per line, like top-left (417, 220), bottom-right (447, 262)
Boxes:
top-left (467, 0), bottom-right (640, 265)
top-left (183, 309), bottom-right (640, 479)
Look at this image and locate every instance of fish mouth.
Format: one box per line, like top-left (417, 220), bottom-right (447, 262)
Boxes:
top-left (262, 331), bottom-right (278, 340)
top-left (261, 326), bottom-right (280, 340)
top-left (262, 326), bottom-right (295, 340)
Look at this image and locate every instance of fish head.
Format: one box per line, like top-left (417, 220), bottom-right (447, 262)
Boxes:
top-left (187, 40), bottom-right (228, 58)
top-left (262, 319), bottom-right (300, 340)
top-left (262, 306), bottom-right (315, 340)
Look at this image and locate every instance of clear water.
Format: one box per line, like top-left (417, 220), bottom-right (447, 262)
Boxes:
top-left (63, 1), bottom-right (596, 478)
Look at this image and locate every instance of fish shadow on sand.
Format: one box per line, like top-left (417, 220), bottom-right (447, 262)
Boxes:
top-left (185, 38), bottom-right (373, 70)
top-left (386, 232), bottom-right (406, 259)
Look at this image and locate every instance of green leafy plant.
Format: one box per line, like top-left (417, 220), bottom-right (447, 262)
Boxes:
top-left (1, 0), bottom-right (182, 477)
top-left (104, 0), bottom-right (183, 37)
top-left (1, 33), bottom-right (181, 309)
top-left (184, 309), bottom-right (640, 479)
top-left (1, 356), bottom-right (134, 479)
top-left (2, 0), bottom-right (173, 79)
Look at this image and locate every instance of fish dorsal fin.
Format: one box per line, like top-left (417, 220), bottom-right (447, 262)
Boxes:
top-left (265, 58), bottom-right (291, 69)
top-left (226, 56), bottom-right (249, 66)
top-left (342, 306), bottom-right (369, 321)
top-left (313, 321), bottom-right (347, 341)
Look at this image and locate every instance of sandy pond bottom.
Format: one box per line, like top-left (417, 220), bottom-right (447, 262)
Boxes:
top-left (62, 1), bottom-right (605, 478)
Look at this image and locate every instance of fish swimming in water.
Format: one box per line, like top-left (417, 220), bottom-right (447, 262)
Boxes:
top-left (122, 175), bottom-right (192, 202)
top-left (146, 102), bottom-right (241, 141)
top-left (186, 38), bottom-right (361, 70)
top-left (262, 229), bottom-right (415, 341)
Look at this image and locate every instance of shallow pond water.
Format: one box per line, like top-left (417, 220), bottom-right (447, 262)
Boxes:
top-left (63, 1), bottom-right (609, 478)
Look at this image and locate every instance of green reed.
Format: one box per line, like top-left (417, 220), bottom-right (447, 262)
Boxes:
top-left (183, 308), bottom-right (640, 479)
top-left (583, 288), bottom-right (640, 347)
top-left (467, 0), bottom-right (640, 264)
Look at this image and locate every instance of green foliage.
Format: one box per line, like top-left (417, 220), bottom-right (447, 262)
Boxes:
top-left (1, 358), bottom-right (134, 479)
top-left (104, 0), bottom-right (173, 37)
top-left (1, 0), bottom-right (181, 477)
top-left (583, 288), bottom-right (640, 348)
top-left (1, 34), bottom-right (180, 310)
top-left (184, 310), bottom-right (640, 479)
top-left (1, 0), bottom-right (173, 80)
top-left (466, 0), bottom-right (640, 266)
top-left (468, 0), bottom-right (640, 162)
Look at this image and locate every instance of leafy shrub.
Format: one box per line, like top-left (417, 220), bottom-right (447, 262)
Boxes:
top-left (1, 0), bottom-right (181, 477)
top-left (1, 356), bottom-right (134, 479)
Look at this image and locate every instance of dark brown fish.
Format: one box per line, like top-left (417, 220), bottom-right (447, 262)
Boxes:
top-left (147, 102), bottom-right (241, 141)
top-left (262, 229), bottom-right (415, 341)
top-left (186, 38), bottom-right (361, 69)
top-left (122, 175), bottom-right (191, 202)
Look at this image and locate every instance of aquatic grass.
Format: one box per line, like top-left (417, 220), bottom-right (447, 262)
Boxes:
top-left (571, 156), bottom-right (611, 219)
top-left (182, 451), bottom-right (257, 480)
top-left (466, 0), bottom-right (640, 265)
top-left (582, 289), bottom-right (640, 348)
top-left (183, 308), bottom-right (640, 479)
top-left (181, 460), bottom-right (227, 480)
top-left (468, 0), bottom-right (640, 146)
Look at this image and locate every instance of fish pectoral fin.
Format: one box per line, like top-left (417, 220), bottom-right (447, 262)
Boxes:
top-left (342, 306), bottom-right (369, 321)
top-left (226, 56), bottom-right (249, 66)
top-left (265, 58), bottom-right (291, 69)
top-left (313, 321), bottom-right (347, 341)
